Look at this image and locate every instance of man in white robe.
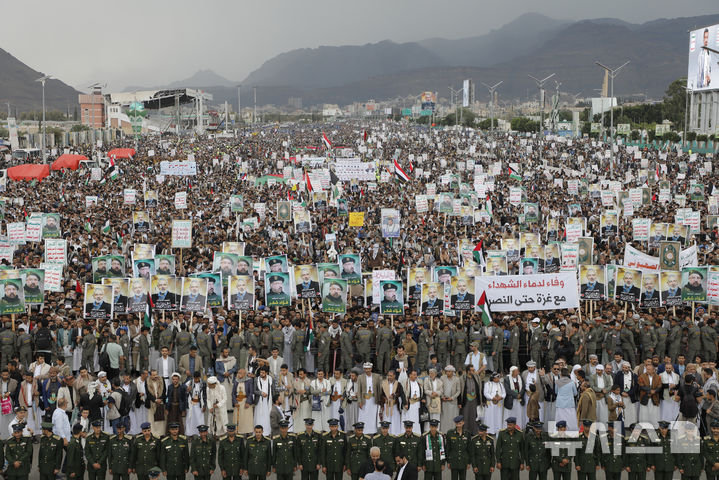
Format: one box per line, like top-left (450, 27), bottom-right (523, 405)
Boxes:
top-left (267, 348), bottom-right (284, 380)
top-left (440, 365), bottom-right (461, 433)
top-left (329, 370), bottom-right (346, 424)
top-left (207, 376), bottom-right (228, 436)
top-left (131, 371), bottom-right (149, 435)
top-left (185, 372), bottom-right (206, 436)
top-left (310, 370), bottom-right (331, 432)
top-left (357, 362), bottom-right (381, 435)
top-left (253, 368), bottom-right (274, 434)
top-left (282, 320), bottom-right (295, 372)
top-left (659, 363), bottom-right (680, 422)
top-left (402, 370), bottom-right (422, 434)
top-left (381, 369), bottom-right (404, 435)
top-left (423, 368), bottom-right (443, 432)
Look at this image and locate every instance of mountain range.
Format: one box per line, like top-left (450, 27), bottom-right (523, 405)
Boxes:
top-left (2, 12), bottom-right (719, 112)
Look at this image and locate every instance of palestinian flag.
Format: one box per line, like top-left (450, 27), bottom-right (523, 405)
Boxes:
top-left (304, 171), bottom-right (313, 192)
top-left (322, 132), bottom-right (332, 149)
top-left (472, 240), bottom-right (485, 266)
top-left (393, 159), bottom-right (410, 183)
top-left (305, 310), bottom-right (314, 352)
top-left (108, 167), bottom-right (119, 181)
top-left (508, 166), bottom-right (521, 181)
top-left (84, 220), bottom-right (92, 232)
top-left (477, 291), bottom-right (493, 326)
top-left (102, 220), bottom-right (111, 234)
top-left (116, 232), bottom-right (123, 248)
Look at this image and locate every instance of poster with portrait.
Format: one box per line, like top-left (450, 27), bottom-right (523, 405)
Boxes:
top-left (690, 183), bottom-right (705, 202)
top-left (180, 277), bottom-right (208, 312)
top-left (133, 244), bottom-right (155, 260)
top-left (421, 282), bottom-right (444, 316)
top-left (579, 265), bottom-right (606, 301)
top-left (192, 272), bottom-right (223, 308)
top-left (364, 278), bottom-right (373, 307)
top-left (458, 239), bottom-right (479, 268)
top-left (379, 280), bottom-right (404, 315)
top-left (682, 267), bottom-right (708, 303)
top-left (133, 257), bottom-right (155, 280)
top-left (577, 237), bottom-right (593, 266)
top-left (321, 278), bottom-right (347, 314)
top-left (19, 269), bottom-right (44, 305)
top-left (264, 272), bottom-right (291, 308)
top-left (228, 275), bottom-right (255, 310)
top-left (649, 222), bottom-right (668, 248)
top-left (460, 206), bottom-right (474, 226)
top-left (660, 271), bottom-right (683, 307)
top-left (213, 252), bottom-right (239, 282)
top-left (520, 233), bottom-right (540, 250)
top-left (83, 283), bottom-right (112, 320)
top-left (546, 218), bottom-right (559, 241)
top-left (312, 191), bottom-right (328, 210)
top-left (230, 195), bottom-right (244, 213)
top-left (600, 212), bottom-right (618, 236)
top-left (235, 256), bottom-right (253, 276)
top-left (433, 266), bottom-right (457, 284)
top-left (640, 272), bottom-right (660, 309)
top-left (501, 237), bottom-right (520, 262)
top-left (294, 210), bottom-right (312, 234)
top-left (407, 267), bottom-right (429, 302)
top-left (148, 275), bottom-right (178, 311)
top-left (484, 256), bottom-right (508, 276)
top-left (520, 258), bottom-right (539, 275)
top-left (318, 262), bottom-right (341, 287)
top-left (221, 242), bottom-right (246, 256)
top-left (543, 244), bottom-right (560, 273)
top-left (659, 241), bottom-right (681, 271)
top-left (524, 244), bottom-right (545, 269)
top-left (265, 255), bottom-right (288, 273)
top-left (133, 211), bottom-right (150, 233)
top-left (381, 208), bottom-right (401, 238)
top-left (605, 265), bottom-right (617, 300)
top-left (438, 193), bottom-right (454, 213)
top-left (144, 190), bottom-right (158, 208)
top-left (666, 224), bottom-right (688, 245)
top-left (103, 277), bottom-right (129, 314)
top-left (276, 201), bottom-right (292, 222)
top-left (337, 199), bottom-right (348, 217)
top-left (92, 255), bottom-right (125, 282)
top-left (450, 276), bottom-right (475, 311)
top-left (41, 213), bottom-right (61, 239)
top-left (523, 203), bottom-right (539, 223)
top-left (614, 267), bottom-right (642, 304)
top-left (294, 265), bottom-right (320, 299)
top-left (338, 254), bottom-right (361, 285)
top-left (155, 255), bottom-right (175, 276)
top-left (126, 277), bottom-right (149, 313)
top-left (568, 204), bottom-right (582, 217)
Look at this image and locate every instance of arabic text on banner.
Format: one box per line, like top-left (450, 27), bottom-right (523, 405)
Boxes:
top-left (171, 220), bottom-right (193, 248)
top-left (624, 244), bottom-right (698, 272)
top-left (160, 161), bottom-right (197, 176)
top-left (475, 273), bottom-right (579, 312)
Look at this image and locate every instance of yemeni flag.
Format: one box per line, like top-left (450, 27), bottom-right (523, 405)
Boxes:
top-left (409, 160), bottom-right (414, 173)
top-left (472, 240), bottom-right (485, 266)
top-left (393, 159), bottom-right (410, 182)
top-left (102, 220), bottom-right (111, 234)
top-left (322, 132), bottom-right (332, 149)
top-left (304, 171), bottom-right (313, 192)
top-left (508, 166), bottom-right (521, 181)
top-left (477, 291), bottom-right (493, 326)
top-left (363, 130), bottom-right (368, 142)
top-left (305, 310), bottom-right (314, 352)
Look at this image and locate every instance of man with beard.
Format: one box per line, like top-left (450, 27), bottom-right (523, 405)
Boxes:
top-left (450, 278), bottom-right (474, 310)
top-left (127, 279), bottom-right (147, 312)
top-left (0, 281), bottom-right (22, 310)
top-left (42, 214), bottom-right (60, 237)
top-left (685, 269), bottom-right (705, 298)
top-left (94, 258), bottom-right (108, 282)
top-left (408, 269), bottom-right (425, 300)
top-left (152, 276), bottom-right (176, 308)
top-left (182, 279), bottom-right (206, 310)
top-left (380, 283), bottom-right (402, 312)
top-left (323, 281), bottom-right (344, 307)
top-left (297, 267), bottom-right (319, 298)
top-left (206, 277), bottom-right (222, 307)
top-left (137, 261), bottom-right (152, 280)
top-left (218, 254), bottom-right (236, 277)
top-left (661, 272), bottom-right (682, 301)
top-left (156, 257), bottom-right (173, 276)
top-left (22, 272), bottom-right (42, 303)
top-left (266, 275), bottom-right (289, 305)
top-left (237, 258), bottom-right (251, 275)
top-left (231, 276), bottom-right (254, 310)
top-left (84, 285), bottom-right (112, 317)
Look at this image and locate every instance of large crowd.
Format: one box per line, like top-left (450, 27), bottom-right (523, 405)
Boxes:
top-left (0, 122), bottom-right (718, 479)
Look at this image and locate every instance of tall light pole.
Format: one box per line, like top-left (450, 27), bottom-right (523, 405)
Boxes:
top-left (35, 75), bottom-right (51, 162)
top-left (595, 61), bottom-right (629, 170)
top-left (528, 73), bottom-right (555, 136)
top-left (236, 84), bottom-right (241, 126)
top-left (682, 85), bottom-right (692, 148)
top-left (481, 81), bottom-right (503, 131)
top-left (253, 87), bottom-right (257, 124)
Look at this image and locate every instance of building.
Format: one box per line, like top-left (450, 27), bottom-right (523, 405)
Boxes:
top-left (78, 90), bottom-right (106, 128)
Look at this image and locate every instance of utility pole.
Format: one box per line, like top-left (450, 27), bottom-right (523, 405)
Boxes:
top-left (36, 75), bottom-right (51, 162)
top-left (595, 61), bottom-right (629, 173)
top-left (481, 81), bottom-right (503, 131)
top-left (253, 87), bottom-right (257, 125)
top-left (528, 73), bottom-right (556, 137)
top-left (682, 86), bottom-right (692, 148)
top-left (237, 84), bottom-right (241, 127)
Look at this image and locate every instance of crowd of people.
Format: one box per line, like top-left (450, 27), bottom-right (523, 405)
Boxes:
top-left (0, 122), bottom-right (718, 479)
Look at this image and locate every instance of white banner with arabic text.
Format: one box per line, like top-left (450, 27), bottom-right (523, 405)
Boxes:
top-left (475, 273), bottom-right (579, 312)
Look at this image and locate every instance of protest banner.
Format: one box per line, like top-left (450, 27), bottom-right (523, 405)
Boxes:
top-left (474, 273), bottom-right (579, 312)
top-left (174, 191), bottom-right (187, 210)
top-left (7, 223), bottom-right (25, 244)
top-left (124, 189), bottom-right (136, 205)
top-left (632, 218), bottom-right (651, 241)
top-left (40, 263), bottom-right (63, 292)
top-left (44, 238), bottom-right (67, 264)
top-left (171, 220), bottom-right (193, 249)
top-left (348, 212), bottom-right (364, 227)
top-left (160, 160), bottom-right (197, 176)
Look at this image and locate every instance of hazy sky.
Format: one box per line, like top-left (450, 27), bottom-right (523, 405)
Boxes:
top-left (3, 0), bottom-right (717, 91)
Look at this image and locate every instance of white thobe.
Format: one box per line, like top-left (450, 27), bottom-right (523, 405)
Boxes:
top-left (402, 380), bottom-right (421, 435)
top-left (185, 381), bottom-right (205, 436)
top-left (357, 374), bottom-right (378, 434)
top-left (254, 377), bottom-right (272, 434)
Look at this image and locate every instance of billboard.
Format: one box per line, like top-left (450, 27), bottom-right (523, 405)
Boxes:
top-left (687, 24), bottom-right (719, 91)
top-left (463, 79), bottom-right (470, 107)
top-left (421, 92), bottom-right (437, 111)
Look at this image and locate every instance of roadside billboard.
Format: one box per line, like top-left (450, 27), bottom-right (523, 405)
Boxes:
top-left (687, 24), bottom-right (719, 91)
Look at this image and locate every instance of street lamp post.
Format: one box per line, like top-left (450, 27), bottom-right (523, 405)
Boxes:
top-left (682, 86), bottom-right (692, 148)
top-left (35, 75), bottom-right (51, 162)
top-left (253, 87), bottom-right (257, 125)
top-left (237, 84), bottom-right (241, 127)
top-left (528, 73), bottom-right (555, 137)
top-left (595, 61), bottom-right (629, 172)
top-left (481, 81), bottom-right (503, 131)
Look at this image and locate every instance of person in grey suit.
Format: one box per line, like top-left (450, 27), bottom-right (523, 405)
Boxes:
top-left (155, 347), bottom-right (176, 388)
top-left (178, 347), bottom-right (205, 383)
top-left (269, 395), bottom-right (285, 436)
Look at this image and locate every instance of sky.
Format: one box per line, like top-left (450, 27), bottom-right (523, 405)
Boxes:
top-left (2, 0), bottom-right (717, 92)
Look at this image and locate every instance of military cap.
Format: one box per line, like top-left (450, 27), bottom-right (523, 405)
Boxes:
top-left (149, 467), bottom-right (162, 477)
top-left (436, 268), bottom-right (451, 276)
top-left (137, 261), bottom-right (151, 269)
top-left (141, 422), bottom-right (151, 430)
top-left (92, 419), bottom-right (103, 426)
top-left (169, 422), bottom-right (180, 429)
top-left (341, 256), bottom-right (356, 264)
top-left (658, 421), bottom-right (670, 428)
top-left (380, 421), bottom-right (391, 428)
top-left (582, 419), bottom-right (593, 427)
top-left (382, 282), bottom-right (397, 291)
top-left (453, 415), bottom-right (464, 423)
top-left (116, 422), bottom-right (126, 429)
top-left (41, 422), bottom-right (54, 430)
top-left (429, 419), bottom-right (440, 427)
top-left (711, 420), bottom-right (719, 428)
top-left (688, 269), bottom-right (704, 279)
top-left (11, 423), bottom-right (23, 432)
top-left (523, 260), bottom-right (534, 268)
top-left (14, 406), bottom-right (26, 413)
top-left (403, 421), bottom-right (414, 427)
top-left (556, 420), bottom-right (567, 428)
top-left (304, 418), bottom-right (315, 425)
top-left (328, 419), bottom-right (340, 426)
top-left (198, 425), bottom-right (209, 432)
top-left (532, 422), bottom-right (544, 429)
top-left (268, 258), bottom-right (283, 267)
top-left (477, 424), bottom-right (488, 431)
top-left (226, 424), bottom-right (237, 431)
top-left (279, 420), bottom-right (289, 427)
top-left (353, 422), bottom-right (365, 429)
top-left (506, 417), bottom-right (517, 424)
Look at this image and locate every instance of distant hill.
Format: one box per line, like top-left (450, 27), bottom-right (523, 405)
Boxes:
top-left (126, 69), bottom-right (237, 91)
top-left (0, 47), bottom-right (80, 112)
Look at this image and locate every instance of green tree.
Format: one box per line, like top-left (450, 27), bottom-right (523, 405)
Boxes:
top-left (661, 77), bottom-right (687, 127)
top-left (510, 117), bottom-right (539, 132)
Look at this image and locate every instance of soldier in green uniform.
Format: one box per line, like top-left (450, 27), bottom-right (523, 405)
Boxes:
top-left (218, 423), bottom-right (244, 480)
top-left (38, 422), bottom-right (63, 480)
top-left (446, 415), bottom-right (472, 480)
top-left (266, 275), bottom-right (290, 306)
top-left (244, 424), bottom-right (272, 480)
top-left (190, 424), bottom-right (217, 480)
top-left (550, 420), bottom-right (572, 480)
top-left (66, 424), bottom-right (86, 479)
top-left (5, 423), bottom-right (32, 479)
top-left (677, 423), bottom-right (702, 480)
top-left (131, 422), bottom-right (161, 480)
top-left (703, 420), bottom-right (719, 480)
top-left (86, 419), bottom-right (111, 480)
top-left (471, 423), bottom-right (495, 480)
top-left (625, 423), bottom-right (649, 480)
top-left (652, 421), bottom-right (677, 480)
top-left (296, 418), bottom-right (322, 480)
top-left (322, 418), bottom-right (347, 480)
top-left (394, 420), bottom-right (422, 470)
top-left (667, 317), bottom-right (682, 362)
top-left (161, 422), bottom-right (190, 480)
top-left (376, 321), bottom-right (393, 377)
top-left (372, 421), bottom-right (395, 466)
top-left (523, 422), bottom-right (550, 480)
top-left (687, 323), bottom-right (702, 364)
top-left (601, 422), bottom-right (624, 480)
top-left (355, 323), bottom-right (372, 364)
top-left (0, 324), bottom-right (16, 369)
top-left (435, 324), bottom-right (452, 367)
top-left (575, 420), bottom-right (599, 480)
top-left (422, 419), bottom-right (446, 480)
top-left (496, 417), bottom-right (524, 480)
top-left (108, 422), bottom-right (133, 480)
top-left (346, 422), bottom-right (371, 480)
top-left (273, 420), bottom-right (298, 480)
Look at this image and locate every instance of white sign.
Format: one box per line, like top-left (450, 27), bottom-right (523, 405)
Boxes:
top-left (475, 273), bottom-right (579, 312)
top-left (7, 223), bottom-right (25, 244)
top-left (372, 269), bottom-right (396, 305)
top-left (124, 189), bottom-right (136, 205)
top-left (174, 191), bottom-right (187, 210)
top-left (334, 158), bottom-right (376, 181)
top-left (0, 243), bottom-right (13, 264)
top-left (171, 220), bottom-right (192, 248)
top-left (25, 215), bottom-right (42, 242)
top-left (40, 262), bottom-right (63, 292)
top-left (159, 161), bottom-right (197, 176)
top-left (632, 218), bottom-right (651, 241)
top-left (44, 238), bottom-right (67, 264)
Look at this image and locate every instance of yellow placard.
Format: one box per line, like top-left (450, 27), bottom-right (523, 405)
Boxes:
top-left (349, 212), bottom-right (364, 227)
